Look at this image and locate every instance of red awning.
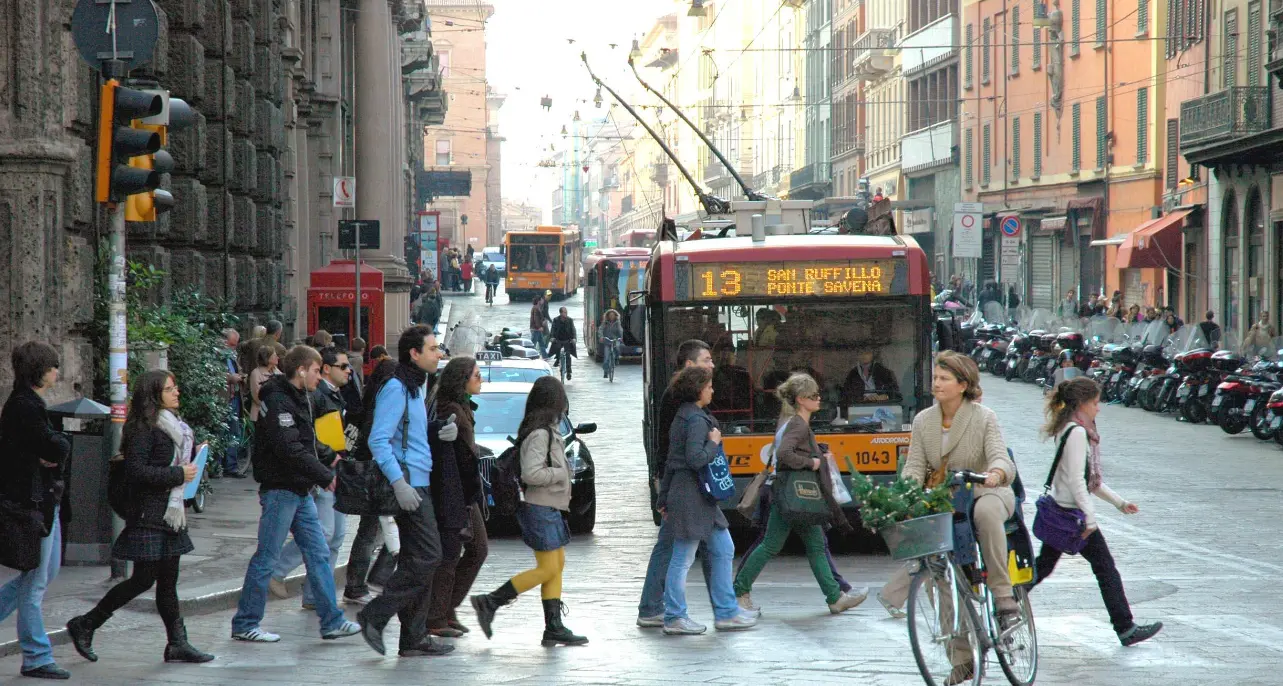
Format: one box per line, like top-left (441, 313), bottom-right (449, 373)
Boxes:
top-left (1114, 210), bottom-right (1190, 269)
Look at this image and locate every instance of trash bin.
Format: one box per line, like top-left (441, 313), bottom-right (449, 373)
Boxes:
top-left (47, 397), bottom-right (113, 566)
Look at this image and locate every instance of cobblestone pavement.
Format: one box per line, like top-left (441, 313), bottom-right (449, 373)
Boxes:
top-left (3, 289), bottom-right (1282, 684)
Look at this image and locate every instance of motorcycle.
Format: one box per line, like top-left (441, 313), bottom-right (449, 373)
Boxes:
top-left (1141, 326), bottom-right (1209, 415)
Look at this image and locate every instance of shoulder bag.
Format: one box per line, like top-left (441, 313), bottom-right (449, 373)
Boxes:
top-left (1031, 424), bottom-right (1091, 555)
top-left (735, 423), bottom-right (784, 517)
top-left (771, 419), bottom-right (832, 526)
top-left (335, 390), bottom-right (409, 516)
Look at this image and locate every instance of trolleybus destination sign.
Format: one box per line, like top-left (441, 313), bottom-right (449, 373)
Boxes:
top-left (690, 260), bottom-right (900, 299)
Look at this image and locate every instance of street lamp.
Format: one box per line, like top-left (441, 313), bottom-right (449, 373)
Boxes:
top-left (630, 39), bottom-right (643, 61)
top-left (688, 0), bottom-right (709, 17)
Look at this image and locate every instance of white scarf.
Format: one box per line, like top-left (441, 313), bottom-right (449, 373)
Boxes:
top-left (156, 409), bottom-right (195, 532)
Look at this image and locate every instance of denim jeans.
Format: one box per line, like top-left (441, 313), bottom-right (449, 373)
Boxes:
top-left (274, 488), bottom-right (346, 606)
top-left (638, 519), bottom-right (714, 618)
top-left (0, 513), bottom-right (60, 670)
top-left (531, 330), bottom-right (548, 358)
top-left (232, 490), bottom-right (346, 634)
top-left (664, 527), bottom-right (737, 622)
top-left (222, 399), bottom-right (243, 472)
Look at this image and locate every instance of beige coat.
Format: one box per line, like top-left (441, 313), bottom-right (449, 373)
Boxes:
top-left (520, 426), bottom-right (571, 511)
top-left (903, 400), bottom-right (1016, 514)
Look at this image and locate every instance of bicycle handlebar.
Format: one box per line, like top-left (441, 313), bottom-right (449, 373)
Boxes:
top-left (953, 470), bottom-right (990, 486)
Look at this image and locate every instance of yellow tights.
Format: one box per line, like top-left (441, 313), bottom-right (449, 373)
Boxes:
top-left (510, 548), bottom-right (565, 600)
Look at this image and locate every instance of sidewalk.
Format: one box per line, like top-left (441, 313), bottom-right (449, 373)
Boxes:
top-left (0, 305), bottom-right (478, 659)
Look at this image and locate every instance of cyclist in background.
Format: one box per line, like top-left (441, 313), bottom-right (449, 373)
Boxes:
top-left (598, 309), bottom-right (623, 379)
top-left (483, 265), bottom-right (500, 305)
top-left (548, 308), bottom-right (578, 382)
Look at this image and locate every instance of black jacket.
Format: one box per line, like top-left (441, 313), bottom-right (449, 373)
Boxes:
top-left (254, 376), bottom-right (334, 495)
top-left (842, 362), bottom-right (901, 404)
top-left (437, 397), bottom-right (482, 506)
top-left (549, 316), bottom-right (579, 359)
top-left (121, 425), bottom-right (189, 530)
top-left (340, 376), bottom-right (363, 430)
top-left (310, 380), bottom-right (346, 467)
top-left (654, 385), bottom-right (681, 486)
top-left (0, 388), bottom-right (70, 529)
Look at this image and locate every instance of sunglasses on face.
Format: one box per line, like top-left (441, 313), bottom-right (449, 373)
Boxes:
top-left (336, 363), bottom-right (351, 370)
top-left (804, 393), bottom-right (821, 401)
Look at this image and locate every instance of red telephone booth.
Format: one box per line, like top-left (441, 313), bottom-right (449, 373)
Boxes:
top-left (307, 260), bottom-right (385, 350)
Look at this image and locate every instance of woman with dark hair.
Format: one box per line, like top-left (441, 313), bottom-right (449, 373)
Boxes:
top-left (248, 344), bottom-right (279, 422)
top-left (0, 342), bottom-right (72, 679)
top-left (657, 367), bottom-right (755, 635)
top-left (1034, 377), bottom-right (1162, 646)
top-left (422, 357), bottom-right (488, 637)
top-left (470, 377), bottom-right (586, 646)
top-left (66, 370), bottom-right (213, 665)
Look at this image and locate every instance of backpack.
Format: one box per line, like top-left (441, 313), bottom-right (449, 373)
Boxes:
top-left (482, 428), bottom-right (554, 517)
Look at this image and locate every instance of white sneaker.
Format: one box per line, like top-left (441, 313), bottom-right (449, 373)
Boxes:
top-left (321, 620), bottom-right (362, 640)
top-left (232, 628), bottom-right (281, 643)
top-left (828, 587), bottom-right (870, 615)
top-left (714, 612), bottom-right (758, 631)
top-left (636, 614), bottom-right (665, 628)
top-left (737, 593), bottom-right (761, 617)
top-left (662, 617), bottom-right (707, 635)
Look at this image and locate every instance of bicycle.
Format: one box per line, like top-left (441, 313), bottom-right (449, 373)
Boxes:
top-left (556, 345), bottom-right (569, 383)
top-left (484, 281), bottom-right (496, 306)
top-left (886, 470), bottom-right (1038, 686)
top-left (601, 336), bottom-right (619, 382)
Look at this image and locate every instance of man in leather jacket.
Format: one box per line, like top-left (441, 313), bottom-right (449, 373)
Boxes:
top-left (548, 307), bottom-right (578, 381)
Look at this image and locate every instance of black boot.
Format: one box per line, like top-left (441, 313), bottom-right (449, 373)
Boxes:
top-left (162, 618), bottom-right (215, 663)
top-left (540, 599), bottom-right (588, 647)
top-left (469, 581), bottom-right (517, 640)
top-left (66, 609), bottom-right (110, 663)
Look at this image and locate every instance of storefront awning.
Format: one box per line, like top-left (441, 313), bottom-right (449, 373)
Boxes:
top-left (1115, 210), bottom-right (1190, 269)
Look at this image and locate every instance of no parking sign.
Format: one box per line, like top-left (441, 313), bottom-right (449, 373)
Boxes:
top-left (1000, 215), bottom-right (1022, 238)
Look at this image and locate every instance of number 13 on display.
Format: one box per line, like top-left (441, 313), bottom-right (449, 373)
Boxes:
top-left (699, 268), bottom-right (742, 297)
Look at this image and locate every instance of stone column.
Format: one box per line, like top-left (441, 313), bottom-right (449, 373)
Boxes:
top-left (355, 0), bottom-right (410, 347)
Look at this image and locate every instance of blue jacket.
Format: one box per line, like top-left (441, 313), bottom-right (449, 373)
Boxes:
top-left (369, 377), bottom-right (433, 488)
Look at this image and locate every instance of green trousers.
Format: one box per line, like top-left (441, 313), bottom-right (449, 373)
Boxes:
top-left (733, 502), bottom-right (842, 604)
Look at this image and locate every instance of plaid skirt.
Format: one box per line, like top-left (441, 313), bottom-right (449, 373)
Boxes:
top-left (112, 524), bottom-right (194, 562)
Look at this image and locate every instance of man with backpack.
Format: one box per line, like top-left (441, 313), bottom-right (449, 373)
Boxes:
top-left (355, 326), bottom-right (459, 658)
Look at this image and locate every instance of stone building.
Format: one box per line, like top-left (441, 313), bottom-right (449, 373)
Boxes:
top-left (0, 0), bottom-right (445, 396)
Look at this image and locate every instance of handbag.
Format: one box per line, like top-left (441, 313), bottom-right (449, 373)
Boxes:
top-left (335, 390), bottom-right (409, 517)
top-left (771, 421), bottom-right (831, 526)
top-left (1031, 424), bottom-right (1091, 555)
top-left (0, 472), bottom-right (51, 572)
top-left (736, 423), bottom-right (787, 516)
top-left (698, 443), bottom-right (736, 503)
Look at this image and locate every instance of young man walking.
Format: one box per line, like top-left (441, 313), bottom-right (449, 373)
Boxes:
top-left (230, 346), bottom-right (361, 643)
top-left (355, 326), bottom-right (459, 657)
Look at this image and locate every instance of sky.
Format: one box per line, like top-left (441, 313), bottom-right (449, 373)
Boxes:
top-left (483, 0), bottom-right (678, 212)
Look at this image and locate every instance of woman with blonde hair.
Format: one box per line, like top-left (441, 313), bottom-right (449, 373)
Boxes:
top-left (733, 373), bottom-right (868, 616)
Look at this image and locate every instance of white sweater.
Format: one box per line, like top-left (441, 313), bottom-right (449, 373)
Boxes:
top-left (1050, 425), bottom-right (1130, 529)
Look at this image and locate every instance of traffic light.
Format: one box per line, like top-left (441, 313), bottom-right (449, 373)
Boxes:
top-left (123, 96), bottom-right (194, 221)
top-left (95, 79), bottom-right (162, 204)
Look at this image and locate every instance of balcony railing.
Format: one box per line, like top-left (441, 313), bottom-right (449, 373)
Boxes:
top-left (852, 27), bottom-right (898, 80)
top-left (1179, 87), bottom-right (1271, 150)
top-left (789, 161), bottom-right (831, 191)
top-left (703, 160), bottom-right (729, 182)
top-left (833, 133), bottom-right (865, 157)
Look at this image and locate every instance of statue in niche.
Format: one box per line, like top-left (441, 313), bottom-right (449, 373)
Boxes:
top-left (1047, 1), bottom-right (1065, 114)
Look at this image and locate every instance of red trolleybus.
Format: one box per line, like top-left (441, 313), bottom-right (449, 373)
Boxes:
top-left (582, 247), bottom-right (649, 361)
top-left (640, 234), bottom-right (934, 529)
top-left (618, 228), bottom-right (656, 248)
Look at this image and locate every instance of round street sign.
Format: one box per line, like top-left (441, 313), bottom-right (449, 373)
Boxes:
top-left (1000, 215), bottom-right (1022, 237)
top-left (960, 214), bottom-right (976, 228)
top-left (72, 0), bottom-right (159, 71)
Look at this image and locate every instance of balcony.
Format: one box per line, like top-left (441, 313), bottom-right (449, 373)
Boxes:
top-left (1180, 87), bottom-right (1275, 165)
top-left (704, 160), bottom-right (731, 185)
top-left (852, 27), bottom-right (898, 82)
top-left (901, 121), bottom-right (955, 173)
top-left (833, 133), bottom-right (865, 158)
top-left (788, 162), bottom-right (831, 199)
top-left (900, 15), bottom-right (955, 77)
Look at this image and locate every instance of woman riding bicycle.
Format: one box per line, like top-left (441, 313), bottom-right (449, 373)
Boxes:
top-left (598, 310), bottom-right (623, 378)
top-left (890, 351), bottom-right (1019, 683)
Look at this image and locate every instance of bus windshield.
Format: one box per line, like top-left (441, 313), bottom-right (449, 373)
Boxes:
top-left (660, 298), bottom-right (925, 435)
top-left (508, 236), bottom-right (561, 273)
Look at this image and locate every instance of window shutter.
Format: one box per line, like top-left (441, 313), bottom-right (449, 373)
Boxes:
top-left (965, 23), bottom-right (974, 88)
top-left (983, 124), bottom-right (992, 186)
top-left (1139, 0), bottom-right (1149, 34)
top-left (1166, 0), bottom-right (1177, 59)
top-left (1033, 111), bottom-right (1043, 178)
top-left (965, 128), bottom-right (974, 189)
top-left (1011, 6), bottom-right (1021, 74)
top-left (1072, 102), bottom-right (1082, 171)
top-left (1096, 96), bottom-right (1107, 168)
top-left (1012, 116), bottom-right (1022, 179)
top-left (982, 18), bottom-right (992, 83)
top-left (1224, 9), bottom-right (1238, 89)
top-left (1096, 0), bottom-right (1107, 46)
top-left (1071, 0), bottom-right (1081, 55)
top-left (1136, 87), bottom-right (1149, 164)
top-left (1165, 119), bottom-right (1179, 189)
top-left (1033, 27), bottom-right (1042, 70)
top-left (1248, 1), bottom-right (1262, 87)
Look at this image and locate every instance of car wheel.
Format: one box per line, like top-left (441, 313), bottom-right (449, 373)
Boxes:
top-left (569, 499), bottom-right (595, 534)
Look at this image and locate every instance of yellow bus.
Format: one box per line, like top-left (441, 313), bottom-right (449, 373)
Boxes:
top-left (505, 226), bottom-right (583, 300)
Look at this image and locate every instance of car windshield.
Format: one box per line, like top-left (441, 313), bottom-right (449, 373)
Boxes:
top-left (480, 366), bottom-right (549, 383)
top-left (473, 392), bottom-right (572, 437)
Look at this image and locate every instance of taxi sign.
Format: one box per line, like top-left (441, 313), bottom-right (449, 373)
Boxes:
top-left (476, 350), bottom-right (503, 362)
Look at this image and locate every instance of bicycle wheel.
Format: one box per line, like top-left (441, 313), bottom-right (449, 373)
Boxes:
top-left (996, 587), bottom-right (1038, 686)
top-left (559, 350), bottom-right (567, 383)
top-left (607, 348), bottom-right (616, 382)
top-left (908, 565), bottom-right (983, 686)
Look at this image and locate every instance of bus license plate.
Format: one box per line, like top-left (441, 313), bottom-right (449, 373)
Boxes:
top-left (1245, 399), bottom-right (1257, 413)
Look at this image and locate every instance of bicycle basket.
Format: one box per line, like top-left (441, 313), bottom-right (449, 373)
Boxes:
top-left (882, 512), bottom-right (955, 561)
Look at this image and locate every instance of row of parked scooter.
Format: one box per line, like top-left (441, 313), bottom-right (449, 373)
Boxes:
top-left (960, 304), bottom-right (1283, 444)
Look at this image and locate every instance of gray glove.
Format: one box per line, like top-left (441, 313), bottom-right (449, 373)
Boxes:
top-left (391, 479), bottom-right (422, 512)
top-left (437, 414), bottom-right (458, 442)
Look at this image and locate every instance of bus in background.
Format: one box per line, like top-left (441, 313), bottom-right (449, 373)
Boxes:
top-left (617, 228), bottom-right (656, 248)
top-left (639, 233), bottom-right (934, 533)
top-left (505, 226), bottom-right (583, 300)
top-left (583, 247), bottom-right (649, 361)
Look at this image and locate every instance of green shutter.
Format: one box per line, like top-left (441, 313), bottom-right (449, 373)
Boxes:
top-left (1011, 6), bottom-right (1021, 74)
top-left (1033, 111), bottom-right (1043, 178)
top-left (1096, 96), bottom-right (1107, 168)
top-left (1138, 0), bottom-right (1149, 34)
top-left (1033, 27), bottom-right (1042, 70)
top-left (1072, 103), bottom-right (1082, 171)
top-left (1225, 10), bottom-right (1238, 89)
top-left (983, 124), bottom-right (992, 186)
top-left (965, 23), bottom-right (974, 87)
top-left (1136, 87), bottom-right (1149, 164)
top-left (1012, 117), bottom-right (1022, 179)
top-left (1248, 1), bottom-right (1262, 87)
top-left (1096, 0), bottom-right (1106, 46)
top-left (965, 128), bottom-right (974, 189)
top-left (1071, 0), bottom-right (1081, 54)
top-left (983, 18), bottom-right (991, 83)
top-left (1165, 119), bottom-right (1179, 188)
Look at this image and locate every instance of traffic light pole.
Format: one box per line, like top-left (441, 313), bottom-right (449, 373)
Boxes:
top-left (355, 239), bottom-right (362, 346)
top-left (106, 199), bottom-right (130, 580)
